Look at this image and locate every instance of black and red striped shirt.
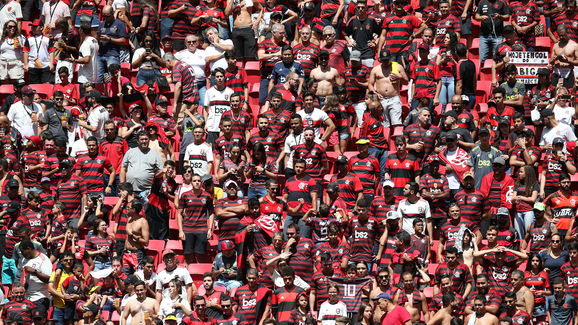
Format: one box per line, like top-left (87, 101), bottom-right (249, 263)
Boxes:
top-left (233, 285), bottom-right (271, 325)
top-left (215, 197), bottom-right (247, 241)
top-left (510, 1), bottom-right (539, 47)
top-left (404, 123), bottom-right (441, 159)
top-left (86, 235), bottom-right (115, 262)
top-left (482, 253), bottom-right (516, 296)
top-left (450, 0), bottom-right (472, 17)
top-left (74, 153), bottom-right (112, 193)
top-left (262, 109), bottom-right (292, 137)
top-left (169, 0), bottom-right (201, 39)
top-left (55, 174), bottom-right (86, 220)
top-left (283, 175), bottom-right (317, 215)
top-left (287, 237), bottom-right (317, 283)
top-left (542, 154), bottom-right (568, 187)
top-left (293, 143), bottom-right (328, 178)
top-left (43, 154), bottom-right (75, 188)
top-left (524, 270), bottom-right (550, 304)
top-left (3, 299), bottom-right (35, 323)
top-left (344, 65), bottom-right (371, 103)
top-left (21, 150), bottom-right (45, 188)
top-left (382, 14), bottom-right (423, 54)
top-left (273, 285), bottom-right (303, 325)
top-left (179, 189), bottom-right (213, 232)
top-left (360, 112), bottom-right (388, 150)
top-left (258, 39), bottom-right (288, 77)
top-left (252, 244), bottom-right (281, 289)
top-left (454, 189), bottom-right (485, 232)
top-left (268, 83), bottom-right (298, 112)
top-left (345, 217), bottom-right (379, 263)
top-left (293, 43), bottom-right (320, 77)
top-left (247, 131), bottom-right (284, 161)
top-left (149, 175), bottom-right (177, 211)
top-left (385, 152), bottom-right (420, 196)
top-left (434, 262), bottom-right (473, 296)
top-left (260, 196), bottom-right (287, 223)
top-left (329, 173), bottom-right (363, 209)
top-left (435, 15), bottom-right (461, 44)
top-left (526, 220), bottom-right (554, 253)
top-left (561, 261), bottom-right (578, 300)
top-left (440, 218), bottom-right (474, 249)
top-left (371, 196), bottom-right (399, 231)
top-left (419, 174), bottom-right (449, 219)
top-left (327, 104), bottom-right (354, 134)
top-left (348, 154), bottom-right (380, 196)
top-left (551, 12), bottom-right (578, 43)
top-left (224, 66), bottom-right (248, 94)
top-left (221, 109), bottom-right (252, 140)
top-left (214, 133), bottom-right (246, 160)
top-left (172, 61), bottom-right (199, 103)
top-left (20, 208), bottom-right (46, 239)
top-left (311, 271), bottom-right (333, 309)
top-left (410, 59), bottom-right (441, 98)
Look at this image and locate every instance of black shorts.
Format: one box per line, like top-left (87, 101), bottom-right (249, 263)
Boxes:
top-left (184, 231), bottom-right (207, 255)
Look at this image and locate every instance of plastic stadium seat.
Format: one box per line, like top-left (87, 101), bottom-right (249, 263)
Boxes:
top-left (165, 239), bottom-right (183, 252)
top-left (470, 38), bottom-right (480, 59)
top-left (31, 84), bottom-right (54, 99)
top-left (104, 196), bottom-right (119, 206)
top-left (535, 37), bottom-right (551, 52)
top-left (476, 80), bottom-right (492, 104)
top-left (188, 263), bottom-right (213, 278)
top-left (120, 62), bottom-right (132, 78)
top-left (480, 59), bottom-right (494, 81)
top-left (392, 125), bottom-right (404, 137)
top-left (146, 240), bottom-right (165, 265)
top-left (244, 61), bottom-right (260, 74)
top-left (423, 287), bottom-right (434, 299)
top-left (476, 102), bottom-right (488, 115)
top-left (428, 263), bottom-right (438, 276)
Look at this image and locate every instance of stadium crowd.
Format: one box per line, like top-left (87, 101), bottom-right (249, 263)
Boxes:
top-left (1, 0), bottom-right (578, 323)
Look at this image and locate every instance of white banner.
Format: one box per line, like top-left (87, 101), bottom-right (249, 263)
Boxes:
top-left (507, 51), bottom-right (549, 84)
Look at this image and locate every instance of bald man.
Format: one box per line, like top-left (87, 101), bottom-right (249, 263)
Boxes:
top-left (96, 5), bottom-right (128, 83)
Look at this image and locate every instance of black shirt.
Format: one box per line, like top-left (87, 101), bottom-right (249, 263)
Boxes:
top-left (345, 16), bottom-right (381, 59)
top-left (476, 0), bottom-right (509, 36)
top-left (458, 59), bottom-right (477, 96)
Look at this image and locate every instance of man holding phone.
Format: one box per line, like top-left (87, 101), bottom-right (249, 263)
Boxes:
top-left (474, 0), bottom-right (509, 67)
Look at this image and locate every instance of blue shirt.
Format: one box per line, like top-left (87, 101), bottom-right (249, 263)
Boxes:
top-left (546, 294), bottom-right (577, 325)
top-left (270, 61), bottom-right (304, 85)
top-left (97, 19), bottom-right (127, 57)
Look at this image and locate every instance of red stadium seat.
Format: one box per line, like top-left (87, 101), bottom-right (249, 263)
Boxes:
top-left (146, 240), bottom-right (165, 265)
top-left (535, 37), bottom-right (551, 52)
top-left (244, 61), bottom-right (260, 74)
top-left (423, 287), bottom-right (434, 299)
top-left (476, 80), bottom-right (492, 104)
top-left (479, 59), bottom-right (494, 81)
top-left (31, 84), bottom-right (54, 99)
top-left (188, 263), bottom-right (213, 278)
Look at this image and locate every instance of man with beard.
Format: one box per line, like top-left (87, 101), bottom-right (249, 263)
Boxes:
top-left (214, 118), bottom-right (248, 170)
top-left (349, 138), bottom-right (380, 203)
top-left (438, 110), bottom-right (474, 151)
top-left (310, 253), bottom-right (336, 315)
top-left (405, 109), bottom-right (440, 163)
top-left (292, 126), bottom-right (327, 187)
top-left (385, 137), bottom-right (420, 196)
top-left (500, 291), bottom-right (532, 324)
top-left (428, 292), bottom-right (459, 324)
top-left (282, 159), bottom-right (318, 237)
top-left (215, 180), bottom-right (248, 242)
top-left (262, 92), bottom-right (292, 137)
top-left (394, 272), bottom-right (429, 323)
top-left (269, 46), bottom-right (304, 95)
top-left (263, 73), bottom-right (300, 113)
top-left (370, 268), bottom-right (396, 311)
top-left (259, 179), bottom-right (288, 225)
top-left (41, 91), bottom-right (73, 143)
top-left (434, 246), bottom-right (473, 299)
top-left (464, 295), bottom-right (499, 324)
top-left (233, 269), bottom-right (271, 324)
top-left (454, 171), bottom-right (485, 233)
top-left (329, 156), bottom-right (364, 210)
top-left (429, 276), bottom-right (464, 317)
top-left (215, 296), bottom-right (239, 325)
top-left (544, 173), bottom-right (578, 240)
top-left (220, 93), bottom-right (252, 142)
top-left (397, 182), bottom-right (433, 239)
top-left (480, 156), bottom-right (515, 211)
top-left (419, 155), bottom-right (449, 233)
top-left (74, 136), bottom-right (115, 197)
top-left (296, 93), bottom-right (336, 142)
top-left (439, 204), bottom-right (480, 257)
top-left (247, 115), bottom-right (284, 161)
top-left (465, 274), bottom-right (501, 315)
top-left (121, 281), bottom-right (160, 325)
top-left (474, 246), bottom-right (528, 297)
top-left (376, 209), bottom-right (402, 267)
top-left (539, 108), bottom-right (576, 150)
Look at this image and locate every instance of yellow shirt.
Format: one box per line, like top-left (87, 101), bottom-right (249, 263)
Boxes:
top-left (49, 269), bottom-right (74, 308)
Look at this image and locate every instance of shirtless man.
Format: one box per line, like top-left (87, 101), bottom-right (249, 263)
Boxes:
top-left (550, 25), bottom-right (578, 89)
top-left (465, 295), bottom-right (499, 325)
top-left (121, 281), bottom-right (160, 325)
top-left (369, 49), bottom-right (409, 127)
top-left (370, 268), bottom-right (395, 322)
top-left (225, 0), bottom-right (263, 61)
top-left (309, 50), bottom-right (342, 97)
top-left (427, 293), bottom-right (458, 325)
top-left (509, 271), bottom-right (535, 316)
top-left (393, 272), bottom-right (429, 323)
top-left (123, 199), bottom-right (150, 275)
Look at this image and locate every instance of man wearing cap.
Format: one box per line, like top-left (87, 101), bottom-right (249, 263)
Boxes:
top-left (539, 108), bottom-right (577, 150)
top-left (453, 171), bottom-right (486, 233)
top-left (522, 202), bottom-right (557, 253)
top-left (78, 90), bottom-right (109, 140)
top-left (177, 173), bottom-right (214, 263)
top-left (215, 180), bottom-right (248, 242)
top-left (360, 99), bottom-right (389, 173)
top-left (439, 110), bottom-right (474, 150)
top-left (7, 85), bottom-right (43, 138)
top-left (405, 108), bottom-right (441, 161)
top-left (310, 50), bottom-right (342, 98)
top-left (480, 156), bottom-right (515, 213)
top-left (329, 156), bottom-right (364, 209)
top-left (468, 127), bottom-right (502, 189)
top-left (213, 240), bottom-right (242, 291)
top-left (369, 49), bottom-right (408, 127)
top-left (349, 137), bottom-right (381, 202)
top-left (23, 19), bottom-right (55, 84)
top-left (41, 90), bottom-right (73, 143)
top-left (0, 80), bottom-right (25, 115)
top-left (509, 128), bottom-right (541, 177)
top-left (156, 249), bottom-right (196, 304)
top-left (374, 292), bottom-right (411, 325)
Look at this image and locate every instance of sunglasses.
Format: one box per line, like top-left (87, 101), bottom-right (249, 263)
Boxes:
top-left (6, 25), bottom-right (16, 29)
top-left (552, 240), bottom-right (561, 243)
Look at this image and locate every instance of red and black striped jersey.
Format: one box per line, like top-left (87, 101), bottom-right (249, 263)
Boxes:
top-left (327, 104), bottom-right (354, 134)
top-left (453, 189), bottom-right (485, 232)
top-left (348, 154), bottom-right (380, 196)
top-left (560, 261), bottom-right (578, 300)
top-left (382, 14), bottom-right (422, 54)
top-left (268, 83), bottom-right (298, 112)
top-left (43, 154), bottom-right (75, 188)
top-left (499, 310), bottom-right (531, 325)
top-left (260, 196), bottom-right (287, 223)
top-left (371, 196), bottom-right (399, 232)
top-left (5, 213), bottom-right (33, 257)
top-left (221, 109), bottom-right (252, 140)
top-left (440, 219), bottom-right (474, 249)
top-left (316, 240), bottom-right (350, 266)
top-left (321, 40), bottom-right (348, 74)
top-left (283, 175), bottom-right (317, 214)
top-left (114, 200), bottom-right (130, 240)
top-left (233, 285), bottom-right (271, 325)
top-left (479, 172), bottom-right (515, 210)
top-left (224, 66), bottom-right (248, 94)
top-left (172, 61), bottom-right (199, 103)
top-left (252, 244), bottom-right (281, 289)
top-left (404, 123), bottom-right (441, 158)
top-left (456, 109), bottom-right (478, 131)
top-left (214, 133), bottom-right (246, 160)
top-left (296, 17), bottom-right (325, 36)
top-left (434, 262), bottom-right (473, 296)
top-left (20, 208), bottom-right (46, 239)
top-left (526, 220), bottom-right (555, 253)
top-left (55, 175), bottom-right (86, 220)
top-left (21, 150), bottom-right (45, 188)
top-left (450, 0), bottom-right (472, 17)
top-left (379, 228), bottom-right (401, 266)
top-left (524, 270), bottom-right (550, 304)
top-left (320, 0), bottom-right (340, 17)
top-left (385, 152), bottom-right (420, 196)
top-left (293, 42), bottom-right (320, 77)
top-left (345, 217), bottom-right (379, 263)
top-left (258, 39), bottom-right (287, 77)
top-left (149, 175), bottom-right (177, 211)
top-left (272, 286), bottom-right (305, 325)
top-left (39, 190), bottom-right (54, 220)
top-left (168, 0), bottom-right (201, 39)
top-left (288, 309), bottom-right (312, 325)
top-left (0, 153), bottom-right (19, 177)
top-left (466, 287), bottom-right (502, 309)
top-left (344, 65), bottom-right (371, 103)
top-left (86, 235), bottom-right (115, 262)
top-left (247, 131), bottom-right (283, 161)
top-left (435, 15), bottom-right (461, 44)
top-left (179, 189), bottom-right (213, 232)
top-left (510, 1), bottom-right (539, 47)
top-left (551, 12), bottom-right (578, 43)
top-left (99, 136), bottom-right (128, 174)
top-left (419, 173), bottom-right (449, 219)
top-left (149, 114), bottom-right (176, 135)
top-left (360, 112), bottom-right (388, 150)
top-left (308, 216), bottom-right (339, 243)
top-left (510, 145), bottom-right (541, 177)
top-left (3, 299), bottom-right (35, 323)
top-left (292, 143), bottom-right (328, 178)
top-left (311, 271), bottom-right (334, 309)
top-left (481, 253), bottom-right (517, 296)
top-left (429, 293), bottom-right (464, 315)
top-left (1, 132), bottom-right (21, 159)
top-left (329, 173), bottom-right (363, 209)
top-left (287, 237), bottom-right (317, 283)
top-left (410, 59), bottom-right (441, 98)
top-left (544, 191), bottom-right (578, 231)
top-left (542, 154), bottom-right (569, 187)
top-left (262, 109), bottom-right (292, 137)
top-left (215, 197), bottom-right (247, 241)
top-left (74, 153), bottom-right (112, 193)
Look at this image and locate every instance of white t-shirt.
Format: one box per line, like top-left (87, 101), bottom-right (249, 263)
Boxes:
top-left (7, 101), bottom-right (43, 138)
top-left (25, 35), bottom-right (52, 68)
top-left (296, 108), bottom-right (330, 139)
top-left (397, 197), bottom-right (431, 235)
top-left (42, 1), bottom-right (70, 28)
top-left (318, 301), bottom-right (348, 325)
top-left (553, 104), bottom-right (574, 126)
top-left (87, 104), bottom-right (110, 139)
top-left (0, 36), bottom-right (25, 60)
top-left (22, 252), bottom-right (53, 302)
top-left (77, 36), bottom-right (99, 83)
top-left (283, 132), bottom-right (322, 169)
top-left (183, 142), bottom-right (213, 176)
top-left (205, 39), bottom-right (233, 71)
top-left (156, 267), bottom-right (193, 301)
top-left (111, 0), bottom-right (130, 10)
top-left (540, 122), bottom-right (577, 146)
top-left (160, 295), bottom-right (190, 323)
top-left (271, 271), bottom-right (310, 291)
top-left (175, 48), bottom-right (207, 81)
top-left (0, 1), bottom-right (22, 31)
top-left (135, 269), bottom-right (157, 288)
top-left (204, 86), bottom-right (234, 132)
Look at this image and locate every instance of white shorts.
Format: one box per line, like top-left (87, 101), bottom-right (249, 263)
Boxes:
top-left (381, 96), bottom-right (403, 127)
top-left (0, 59), bottom-right (24, 81)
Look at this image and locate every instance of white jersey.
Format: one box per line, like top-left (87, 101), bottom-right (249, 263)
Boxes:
top-left (296, 108), bottom-right (329, 139)
top-left (183, 142), bottom-right (213, 177)
top-left (156, 267), bottom-right (193, 301)
top-left (22, 252), bottom-right (53, 302)
top-left (540, 122), bottom-right (577, 150)
top-left (397, 197), bottom-right (431, 235)
top-left (317, 301), bottom-right (348, 325)
top-left (7, 101), bottom-right (43, 138)
top-left (77, 36), bottom-right (99, 83)
top-left (204, 86), bottom-right (234, 132)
